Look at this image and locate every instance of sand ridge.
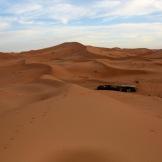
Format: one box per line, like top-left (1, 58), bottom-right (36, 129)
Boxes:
top-left (0, 42), bottom-right (162, 162)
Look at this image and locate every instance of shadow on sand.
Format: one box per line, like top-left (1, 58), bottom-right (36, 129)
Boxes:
top-left (46, 149), bottom-right (123, 162)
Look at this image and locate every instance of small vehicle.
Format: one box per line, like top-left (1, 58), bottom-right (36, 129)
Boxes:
top-left (96, 84), bottom-right (137, 92)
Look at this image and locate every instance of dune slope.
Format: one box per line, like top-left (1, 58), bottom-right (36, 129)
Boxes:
top-left (0, 42), bottom-right (162, 162)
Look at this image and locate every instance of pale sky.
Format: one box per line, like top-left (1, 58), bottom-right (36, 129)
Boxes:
top-left (0, 0), bottom-right (162, 52)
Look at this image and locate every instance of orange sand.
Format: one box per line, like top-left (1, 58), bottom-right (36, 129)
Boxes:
top-left (0, 42), bottom-right (162, 162)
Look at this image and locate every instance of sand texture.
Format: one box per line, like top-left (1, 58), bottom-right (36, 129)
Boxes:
top-left (0, 42), bottom-right (162, 162)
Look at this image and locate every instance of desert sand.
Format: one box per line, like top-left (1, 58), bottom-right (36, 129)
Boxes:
top-left (0, 42), bottom-right (162, 162)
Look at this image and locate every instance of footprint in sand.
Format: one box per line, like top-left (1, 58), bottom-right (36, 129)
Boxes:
top-left (15, 128), bottom-right (20, 133)
top-left (9, 137), bottom-right (15, 141)
top-left (29, 121), bottom-right (33, 124)
top-left (3, 145), bottom-right (8, 150)
top-left (31, 117), bottom-right (36, 120)
top-left (63, 94), bottom-right (68, 97)
top-left (3, 146), bottom-right (7, 150)
top-left (2, 137), bottom-right (15, 151)
top-left (2, 138), bottom-right (14, 151)
top-left (17, 124), bottom-right (25, 128)
top-left (42, 112), bottom-right (48, 117)
top-left (156, 115), bottom-right (162, 119)
top-left (149, 129), bottom-right (156, 134)
top-left (28, 116), bottom-right (37, 124)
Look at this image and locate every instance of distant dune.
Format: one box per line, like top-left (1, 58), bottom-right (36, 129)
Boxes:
top-left (0, 42), bottom-right (162, 162)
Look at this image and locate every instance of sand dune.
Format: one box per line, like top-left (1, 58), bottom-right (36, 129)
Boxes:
top-left (54, 60), bottom-right (148, 80)
top-left (0, 84), bottom-right (162, 162)
top-left (0, 58), bottom-right (52, 86)
top-left (0, 42), bottom-right (162, 162)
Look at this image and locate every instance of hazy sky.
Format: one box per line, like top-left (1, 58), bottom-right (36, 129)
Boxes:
top-left (0, 0), bottom-right (162, 52)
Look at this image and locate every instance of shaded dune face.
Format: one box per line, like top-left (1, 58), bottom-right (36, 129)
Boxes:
top-left (46, 150), bottom-right (122, 162)
top-left (60, 60), bottom-right (148, 78)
